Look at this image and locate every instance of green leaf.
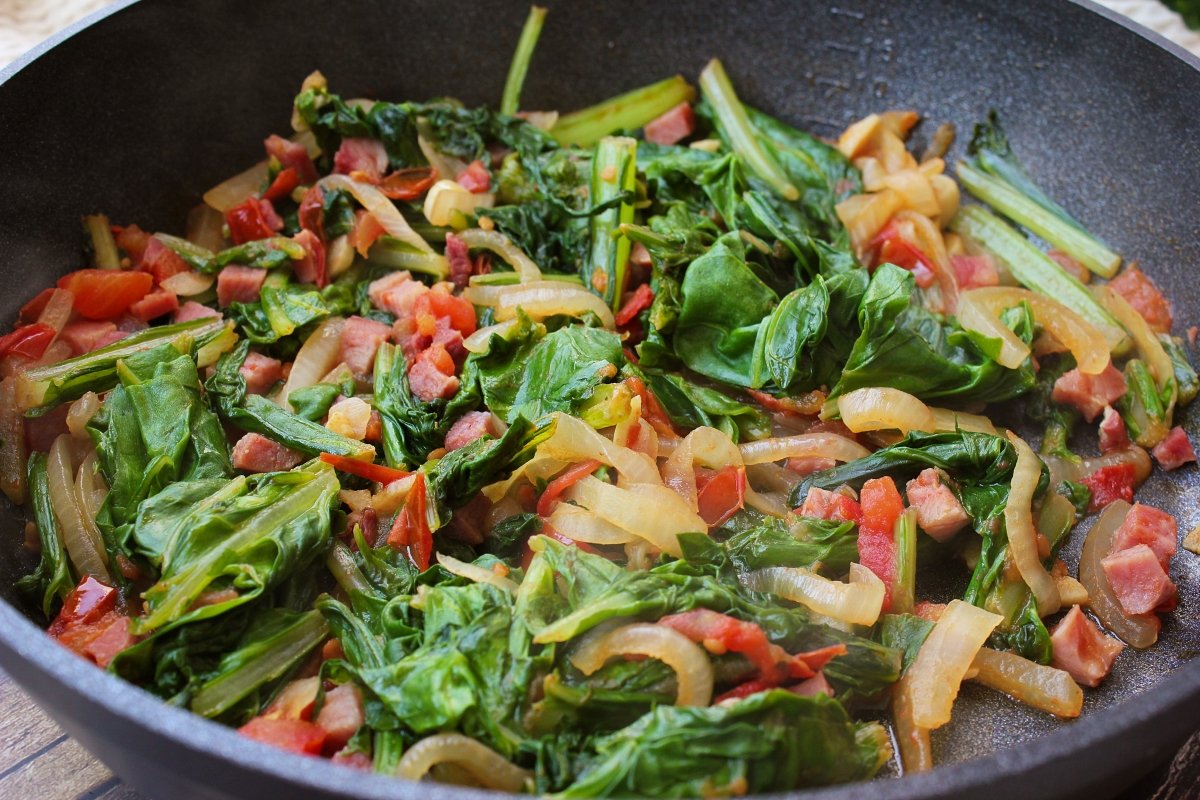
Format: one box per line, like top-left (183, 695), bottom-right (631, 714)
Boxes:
top-left (16, 453), bottom-right (74, 617)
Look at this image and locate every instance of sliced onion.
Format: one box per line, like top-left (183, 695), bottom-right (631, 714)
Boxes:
top-left (436, 552), bottom-right (518, 593)
top-left (538, 413), bottom-right (660, 486)
top-left (838, 387), bottom-right (936, 435)
top-left (962, 287), bottom-right (1113, 374)
top-left (662, 426), bottom-right (741, 508)
top-left (570, 623), bottom-right (714, 706)
top-left (956, 291), bottom-right (1031, 370)
top-left (1080, 499), bottom-right (1159, 648)
top-left (397, 734), bottom-right (531, 791)
top-left (47, 435), bottom-right (110, 582)
top-left (738, 432), bottom-right (870, 465)
top-left (894, 210), bottom-right (959, 314)
top-left (417, 127), bottom-right (468, 181)
top-left (481, 456), bottom-right (567, 504)
top-left (326, 397), bottom-right (372, 440)
top-left (546, 503), bottom-right (636, 545)
top-left (969, 647), bottom-right (1083, 718)
top-left (204, 160), bottom-right (269, 213)
top-left (901, 599), bottom-right (1002, 729)
top-left (66, 392), bottom-right (101, 439)
top-left (367, 473), bottom-right (417, 516)
top-left (1095, 285), bottom-right (1174, 396)
top-left (76, 451), bottom-right (108, 525)
top-left (743, 563), bottom-right (885, 626)
top-left (278, 317), bottom-right (345, 411)
top-left (836, 189), bottom-right (902, 257)
top-left (37, 289), bottom-right (74, 341)
top-left (1005, 432), bottom-right (1061, 616)
top-left (465, 281), bottom-right (615, 329)
top-left (186, 203), bottom-right (226, 251)
top-left (339, 489), bottom-right (372, 513)
top-left (456, 228), bottom-right (542, 283)
top-left (463, 319), bottom-right (519, 354)
top-left (160, 269), bottom-right (215, 297)
top-left (892, 673), bottom-right (933, 774)
top-left (565, 477), bottom-right (707, 557)
top-left (0, 377), bottom-right (26, 503)
top-left (320, 175), bottom-right (434, 254)
top-left (327, 234), bottom-right (356, 279)
top-left (930, 407), bottom-right (998, 435)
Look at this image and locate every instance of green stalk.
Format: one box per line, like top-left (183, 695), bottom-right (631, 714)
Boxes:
top-left (699, 59), bottom-right (799, 202)
top-left (550, 75), bottom-right (695, 147)
top-left (367, 236), bottom-right (450, 280)
top-left (82, 214), bottom-right (121, 270)
top-left (892, 509), bottom-right (918, 615)
top-left (957, 161), bottom-right (1119, 278)
top-left (585, 136), bottom-right (638, 308)
top-left (949, 205), bottom-right (1129, 352)
top-left (468, 271), bottom-right (582, 286)
top-left (1119, 359), bottom-right (1172, 447)
top-left (500, 5), bottom-right (548, 115)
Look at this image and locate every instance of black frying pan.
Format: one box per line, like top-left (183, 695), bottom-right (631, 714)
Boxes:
top-left (1, 1), bottom-right (1198, 798)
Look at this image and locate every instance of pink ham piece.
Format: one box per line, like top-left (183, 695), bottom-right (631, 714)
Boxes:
top-left (1050, 605), bottom-right (1124, 687)
top-left (1111, 503), bottom-right (1177, 569)
top-left (338, 315), bottom-right (392, 378)
top-left (456, 160), bottom-right (491, 193)
top-left (292, 229), bottom-right (327, 287)
top-left (444, 233), bottom-right (472, 289)
top-left (950, 254), bottom-right (1000, 290)
top-left (333, 138), bottom-right (388, 182)
top-left (174, 301), bottom-right (222, 323)
top-left (1151, 426), bottom-right (1196, 471)
top-left (1108, 266), bottom-right (1172, 333)
top-left (264, 134), bottom-right (319, 185)
top-left (784, 456), bottom-right (837, 477)
top-left (444, 411), bottom-right (496, 451)
top-left (904, 467), bottom-right (969, 542)
top-left (797, 487), bottom-right (861, 524)
top-left (217, 265), bottom-right (267, 307)
top-left (401, 315), bottom-right (465, 363)
top-left (59, 320), bottom-right (118, 354)
top-left (1101, 544), bottom-right (1177, 615)
top-left (231, 433), bottom-right (304, 473)
top-left (314, 683), bottom-right (365, 752)
top-left (128, 289), bottom-right (179, 322)
top-left (643, 102), bottom-right (695, 145)
top-left (1098, 405), bottom-right (1130, 453)
top-left (368, 271), bottom-right (427, 320)
top-left (408, 357), bottom-right (459, 402)
top-left (1051, 363), bottom-right (1127, 422)
top-left (788, 672), bottom-right (833, 698)
top-left (240, 352), bottom-right (284, 395)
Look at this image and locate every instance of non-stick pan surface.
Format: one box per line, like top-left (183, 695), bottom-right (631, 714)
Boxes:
top-left (1, 1), bottom-right (1198, 798)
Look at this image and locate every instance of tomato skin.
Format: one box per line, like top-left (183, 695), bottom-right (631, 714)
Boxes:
top-left (415, 290), bottom-right (477, 336)
top-left (238, 717), bottom-right (326, 756)
top-left (1081, 463), bottom-right (1136, 512)
top-left (615, 283), bottom-right (655, 326)
top-left (624, 376), bottom-right (676, 437)
top-left (48, 576), bottom-right (117, 637)
top-left (379, 167), bottom-right (437, 200)
top-left (262, 166), bottom-right (300, 202)
top-left (0, 323), bottom-right (56, 360)
top-left (858, 476), bottom-right (905, 611)
top-left (56, 269), bottom-right (153, 320)
top-left (319, 453), bottom-right (409, 484)
top-left (225, 198), bottom-right (279, 244)
top-left (298, 185), bottom-right (326, 240)
top-left (537, 459), bottom-right (603, 517)
top-left (386, 472), bottom-right (432, 570)
top-left (695, 465), bottom-right (746, 527)
top-left (19, 288), bottom-right (57, 323)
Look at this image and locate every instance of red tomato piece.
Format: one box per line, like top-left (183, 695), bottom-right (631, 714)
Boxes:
top-left (858, 476), bottom-right (905, 611)
top-left (624, 375), bottom-right (677, 437)
top-left (56, 269), bottom-right (153, 320)
top-left (536, 459), bottom-right (603, 517)
top-left (19, 288), bottom-right (57, 323)
top-left (379, 166), bottom-right (437, 200)
top-left (262, 166), bottom-right (300, 202)
top-left (298, 185), bottom-right (325, 240)
top-left (1081, 463), bottom-right (1137, 512)
top-left (0, 323), bottom-right (55, 360)
top-left (238, 717), bottom-right (326, 756)
top-left (416, 290), bottom-right (477, 336)
top-left (386, 472), bottom-right (432, 570)
top-left (695, 465), bottom-right (746, 527)
top-left (225, 198), bottom-right (279, 244)
top-left (48, 576), bottom-right (118, 637)
top-left (615, 283), bottom-right (655, 326)
top-left (319, 452), bottom-right (409, 484)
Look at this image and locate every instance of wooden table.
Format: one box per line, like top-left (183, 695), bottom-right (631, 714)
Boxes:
top-left (1, 667), bottom-right (1198, 799)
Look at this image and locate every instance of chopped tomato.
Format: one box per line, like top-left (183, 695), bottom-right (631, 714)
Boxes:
top-left (714, 677), bottom-right (778, 703)
top-left (238, 717), bottom-right (326, 756)
top-left (415, 290), bottom-right (477, 336)
top-left (537, 459), bottom-right (603, 517)
top-left (0, 323), bottom-right (56, 360)
top-left (1081, 463), bottom-right (1137, 512)
top-left (695, 465), bottom-right (746, 527)
top-left (225, 198), bottom-right (280, 244)
top-left (47, 577), bottom-right (137, 667)
top-left (387, 472), bottom-right (432, 570)
top-left (48, 576), bottom-right (117, 636)
top-left (615, 283), bottom-right (655, 326)
top-left (262, 166), bottom-right (300, 202)
top-left (57, 269), bottom-right (152, 320)
top-left (319, 453), bottom-right (410, 484)
top-left (747, 388), bottom-right (825, 417)
top-left (298, 185), bottom-right (326, 240)
top-left (872, 223), bottom-right (935, 288)
top-left (379, 167), bottom-right (437, 200)
top-left (624, 375), bottom-right (676, 437)
top-left (858, 476), bottom-right (905, 611)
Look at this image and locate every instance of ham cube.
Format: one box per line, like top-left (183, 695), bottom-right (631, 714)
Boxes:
top-left (59, 320), bottom-right (118, 355)
top-left (240, 352), bottom-right (284, 395)
top-left (643, 102), bottom-right (696, 146)
top-left (368, 271), bottom-right (427, 319)
top-left (444, 411), bottom-right (496, 451)
top-left (445, 233), bottom-right (472, 289)
top-left (797, 486), bottom-right (862, 524)
top-left (1098, 405), bottom-right (1129, 453)
top-left (1111, 503), bottom-right (1177, 569)
top-left (1151, 426), bottom-right (1196, 471)
top-left (128, 289), bottom-right (179, 322)
top-left (1108, 266), bottom-right (1172, 333)
top-left (1051, 363), bottom-right (1127, 422)
top-left (950, 254), bottom-right (999, 290)
top-left (1101, 544), bottom-right (1177, 615)
top-left (338, 316), bottom-right (392, 378)
top-left (333, 138), bottom-right (388, 182)
top-left (174, 301), bottom-right (222, 323)
top-left (140, 238), bottom-right (190, 284)
top-left (217, 265), bottom-right (267, 307)
top-left (904, 467), bottom-right (969, 542)
top-left (408, 353), bottom-right (459, 402)
top-left (292, 229), bottom-right (327, 288)
top-left (231, 433), bottom-right (304, 473)
top-left (264, 133), bottom-right (318, 185)
top-left (1050, 605), bottom-right (1124, 687)
top-left (314, 683), bottom-right (364, 752)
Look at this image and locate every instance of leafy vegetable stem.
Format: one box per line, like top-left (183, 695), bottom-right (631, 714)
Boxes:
top-left (550, 75), bottom-right (695, 147)
top-left (586, 136), bottom-right (638, 308)
top-left (500, 6), bottom-right (548, 116)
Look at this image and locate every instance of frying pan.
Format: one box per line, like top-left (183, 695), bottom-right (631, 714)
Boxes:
top-left (1, 0), bottom-right (1198, 797)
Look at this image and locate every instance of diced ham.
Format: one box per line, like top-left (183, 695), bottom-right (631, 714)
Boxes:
top-left (445, 233), bottom-right (472, 289)
top-left (402, 315), bottom-right (465, 363)
top-left (1051, 363), bottom-right (1127, 422)
top-left (784, 456), bottom-right (837, 476)
top-left (140, 237), bottom-right (189, 284)
top-left (904, 468), bottom-right (969, 542)
top-left (455, 160), bottom-right (491, 193)
top-left (1050, 605), bottom-right (1124, 687)
top-left (1152, 426), bottom-right (1196, 471)
top-left (314, 684), bottom-right (364, 752)
top-left (333, 138), bottom-right (388, 182)
top-left (1048, 250), bottom-right (1090, 283)
top-left (217, 265), bottom-right (268, 307)
top-left (1098, 405), bottom-right (1129, 453)
top-left (231, 433), bottom-right (304, 473)
top-left (368, 270), bottom-right (427, 319)
top-left (264, 133), bottom-right (318, 185)
top-left (444, 411), bottom-right (496, 451)
top-left (1111, 503), bottom-right (1177, 569)
top-left (114, 224), bottom-right (151, 265)
top-left (797, 486), bottom-right (862, 524)
top-left (128, 289), bottom-right (179, 322)
top-left (408, 353), bottom-right (460, 402)
top-left (950, 254), bottom-right (999, 290)
top-left (1101, 544), bottom-right (1177, 615)
top-left (1109, 266), bottom-right (1172, 333)
top-left (240, 352), bottom-right (284, 395)
top-left (643, 102), bottom-right (696, 146)
top-left (59, 320), bottom-right (118, 355)
top-left (788, 672), bottom-right (833, 698)
top-left (1081, 462), bottom-right (1137, 511)
top-left (338, 315), bottom-right (392, 378)
top-left (92, 330), bottom-right (130, 350)
top-left (174, 301), bottom-right (222, 323)
top-left (331, 749), bottom-right (373, 770)
top-left (292, 229), bottom-right (327, 287)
